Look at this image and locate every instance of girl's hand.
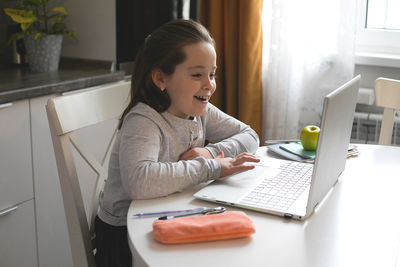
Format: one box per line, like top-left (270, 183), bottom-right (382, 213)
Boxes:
top-left (214, 151), bottom-right (260, 178)
top-left (179, 147), bottom-right (214, 160)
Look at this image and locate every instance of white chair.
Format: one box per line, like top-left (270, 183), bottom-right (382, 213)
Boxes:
top-left (375, 77), bottom-right (400, 145)
top-left (46, 81), bottom-right (131, 267)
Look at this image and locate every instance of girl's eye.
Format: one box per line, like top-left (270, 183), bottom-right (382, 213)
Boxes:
top-left (191, 73), bottom-right (216, 79)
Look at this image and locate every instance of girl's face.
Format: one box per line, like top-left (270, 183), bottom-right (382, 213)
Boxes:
top-left (163, 42), bottom-right (217, 119)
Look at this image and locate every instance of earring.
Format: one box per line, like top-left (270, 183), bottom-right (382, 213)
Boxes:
top-left (160, 87), bottom-right (166, 92)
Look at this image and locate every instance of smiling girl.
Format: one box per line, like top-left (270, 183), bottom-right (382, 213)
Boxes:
top-left (95, 19), bottom-right (260, 267)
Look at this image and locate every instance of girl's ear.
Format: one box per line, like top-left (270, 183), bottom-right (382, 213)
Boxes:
top-left (151, 69), bottom-right (167, 91)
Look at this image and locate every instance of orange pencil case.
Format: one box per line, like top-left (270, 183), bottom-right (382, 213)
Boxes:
top-left (152, 211), bottom-right (255, 244)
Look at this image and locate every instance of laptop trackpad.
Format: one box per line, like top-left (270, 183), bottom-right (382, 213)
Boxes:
top-left (194, 164), bottom-right (280, 204)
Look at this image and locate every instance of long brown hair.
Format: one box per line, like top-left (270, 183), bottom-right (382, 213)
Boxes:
top-left (118, 19), bottom-right (215, 129)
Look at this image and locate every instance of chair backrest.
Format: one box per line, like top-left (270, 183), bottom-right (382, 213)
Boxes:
top-left (375, 77), bottom-right (400, 145)
top-left (46, 81), bottom-right (131, 267)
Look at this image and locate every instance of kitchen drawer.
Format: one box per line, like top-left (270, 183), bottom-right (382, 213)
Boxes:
top-left (0, 100), bottom-right (33, 209)
top-left (0, 199), bottom-right (38, 267)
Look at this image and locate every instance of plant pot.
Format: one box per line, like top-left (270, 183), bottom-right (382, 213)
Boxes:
top-left (24, 34), bottom-right (63, 72)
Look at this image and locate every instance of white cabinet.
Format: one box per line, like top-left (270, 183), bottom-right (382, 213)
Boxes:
top-left (0, 100), bottom-right (37, 267)
top-left (0, 100), bottom-right (33, 209)
top-left (0, 200), bottom-right (38, 267)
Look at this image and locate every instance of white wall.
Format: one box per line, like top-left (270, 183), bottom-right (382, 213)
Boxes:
top-left (354, 64), bottom-right (400, 89)
top-left (353, 64), bottom-right (400, 110)
top-left (60, 0), bottom-right (116, 61)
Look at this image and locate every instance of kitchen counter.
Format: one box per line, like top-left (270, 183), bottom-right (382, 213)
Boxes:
top-left (0, 58), bottom-right (127, 104)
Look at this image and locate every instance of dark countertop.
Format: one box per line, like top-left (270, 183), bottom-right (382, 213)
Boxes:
top-left (0, 58), bottom-right (127, 104)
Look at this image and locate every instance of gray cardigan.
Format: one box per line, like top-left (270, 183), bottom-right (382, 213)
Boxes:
top-left (98, 102), bottom-right (259, 226)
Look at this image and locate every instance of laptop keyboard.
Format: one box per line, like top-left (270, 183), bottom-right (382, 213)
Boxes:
top-left (239, 161), bottom-right (313, 212)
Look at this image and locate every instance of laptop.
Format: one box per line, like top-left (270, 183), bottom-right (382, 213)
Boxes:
top-left (194, 75), bottom-right (361, 220)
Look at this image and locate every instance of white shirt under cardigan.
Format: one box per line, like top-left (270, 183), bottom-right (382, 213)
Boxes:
top-left (98, 102), bottom-right (259, 226)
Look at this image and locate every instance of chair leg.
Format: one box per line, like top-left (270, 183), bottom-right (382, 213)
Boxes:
top-left (379, 108), bottom-right (395, 145)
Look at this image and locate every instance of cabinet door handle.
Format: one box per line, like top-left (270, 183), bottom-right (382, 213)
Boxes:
top-left (0, 205), bottom-right (18, 217)
top-left (0, 102), bottom-right (13, 109)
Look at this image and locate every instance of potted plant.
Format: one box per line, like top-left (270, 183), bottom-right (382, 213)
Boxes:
top-left (4, 0), bottom-right (76, 72)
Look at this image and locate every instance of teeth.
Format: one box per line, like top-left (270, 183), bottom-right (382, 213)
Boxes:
top-left (195, 96), bottom-right (209, 100)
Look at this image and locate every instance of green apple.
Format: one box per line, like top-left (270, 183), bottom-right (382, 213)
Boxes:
top-left (300, 125), bottom-right (320, 151)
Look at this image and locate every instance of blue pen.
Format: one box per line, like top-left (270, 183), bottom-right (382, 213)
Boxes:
top-left (158, 207), bottom-right (226, 220)
top-left (132, 207), bottom-right (208, 218)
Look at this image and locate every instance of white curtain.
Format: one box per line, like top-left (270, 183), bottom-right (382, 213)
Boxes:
top-left (261, 0), bottom-right (357, 141)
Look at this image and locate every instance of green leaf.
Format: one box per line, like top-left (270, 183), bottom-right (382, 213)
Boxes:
top-left (3, 8), bottom-right (37, 24)
top-left (49, 15), bottom-right (65, 26)
top-left (34, 32), bottom-right (45, 40)
top-left (21, 22), bottom-right (34, 31)
top-left (4, 1), bottom-right (77, 41)
top-left (50, 6), bottom-right (68, 15)
top-left (50, 22), bottom-right (66, 34)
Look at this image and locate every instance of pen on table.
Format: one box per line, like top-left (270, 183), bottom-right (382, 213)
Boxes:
top-left (132, 207), bottom-right (209, 218)
top-left (265, 139), bottom-right (299, 145)
top-left (158, 207), bottom-right (226, 220)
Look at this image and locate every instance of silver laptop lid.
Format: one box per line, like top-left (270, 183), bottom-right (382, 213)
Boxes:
top-left (305, 75), bottom-right (360, 217)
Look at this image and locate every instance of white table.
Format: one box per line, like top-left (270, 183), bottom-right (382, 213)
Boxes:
top-left (127, 144), bottom-right (400, 267)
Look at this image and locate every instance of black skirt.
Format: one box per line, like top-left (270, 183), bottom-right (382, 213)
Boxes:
top-left (94, 216), bottom-right (132, 267)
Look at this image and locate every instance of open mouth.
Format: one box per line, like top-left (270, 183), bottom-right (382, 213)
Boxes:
top-left (194, 95), bottom-right (210, 102)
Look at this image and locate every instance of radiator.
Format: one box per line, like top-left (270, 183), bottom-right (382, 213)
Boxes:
top-left (351, 111), bottom-right (400, 145)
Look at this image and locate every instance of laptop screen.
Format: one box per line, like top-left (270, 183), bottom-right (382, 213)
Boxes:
top-left (306, 75), bottom-right (360, 215)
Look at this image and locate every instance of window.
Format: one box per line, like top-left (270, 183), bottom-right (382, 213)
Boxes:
top-left (366, 0), bottom-right (400, 30)
top-left (355, 0), bottom-right (400, 67)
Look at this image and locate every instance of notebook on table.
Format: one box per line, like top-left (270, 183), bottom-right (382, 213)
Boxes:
top-left (267, 142), bottom-right (358, 162)
top-left (194, 75), bottom-right (361, 220)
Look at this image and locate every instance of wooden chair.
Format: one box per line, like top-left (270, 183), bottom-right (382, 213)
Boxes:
top-left (46, 81), bottom-right (131, 267)
top-left (375, 77), bottom-right (400, 145)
